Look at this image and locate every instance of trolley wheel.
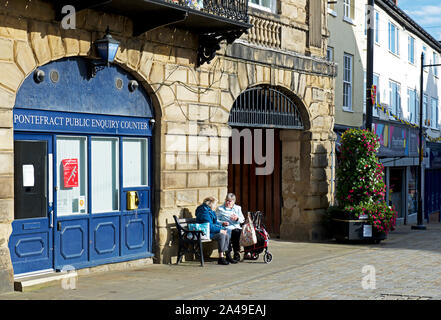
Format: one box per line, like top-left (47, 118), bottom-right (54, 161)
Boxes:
top-left (251, 253), bottom-right (259, 260)
top-left (263, 251), bottom-right (273, 264)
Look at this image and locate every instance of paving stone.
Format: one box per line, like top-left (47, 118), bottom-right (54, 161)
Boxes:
top-left (2, 224), bottom-right (441, 300)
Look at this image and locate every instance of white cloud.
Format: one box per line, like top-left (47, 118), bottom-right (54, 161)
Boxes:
top-left (408, 5), bottom-right (441, 17)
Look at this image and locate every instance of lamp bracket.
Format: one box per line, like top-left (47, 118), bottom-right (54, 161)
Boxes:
top-left (197, 29), bottom-right (246, 67)
top-left (88, 59), bottom-right (109, 78)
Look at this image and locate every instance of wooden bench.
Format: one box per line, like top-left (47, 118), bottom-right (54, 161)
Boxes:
top-left (173, 215), bottom-right (215, 267)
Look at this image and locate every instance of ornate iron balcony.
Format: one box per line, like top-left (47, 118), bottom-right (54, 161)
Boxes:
top-left (50, 0), bottom-right (251, 65)
top-left (164, 0), bottom-right (249, 24)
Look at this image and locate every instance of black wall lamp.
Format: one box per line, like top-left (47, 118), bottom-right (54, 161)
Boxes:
top-left (89, 27), bottom-right (120, 78)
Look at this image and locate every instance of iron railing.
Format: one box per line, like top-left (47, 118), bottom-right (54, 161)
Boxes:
top-left (165, 0), bottom-right (249, 23)
top-left (229, 86), bottom-right (304, 129)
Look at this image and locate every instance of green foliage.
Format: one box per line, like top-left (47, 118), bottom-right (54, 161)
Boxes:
top-left (336, 129), bottom-right (397, 233)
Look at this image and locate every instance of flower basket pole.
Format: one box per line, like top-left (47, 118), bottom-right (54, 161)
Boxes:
top-left (330, 129), bottom-right (398, 243)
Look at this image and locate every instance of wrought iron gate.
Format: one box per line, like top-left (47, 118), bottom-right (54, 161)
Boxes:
top-left (228, 86), bottom-right (304, 129)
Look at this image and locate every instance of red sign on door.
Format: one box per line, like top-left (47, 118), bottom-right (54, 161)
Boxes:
top-left (62, 159), bottom-right (79, 188)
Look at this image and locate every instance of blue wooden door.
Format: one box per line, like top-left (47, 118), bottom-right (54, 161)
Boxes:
top-left (9, 134), bottom-right (54, 275)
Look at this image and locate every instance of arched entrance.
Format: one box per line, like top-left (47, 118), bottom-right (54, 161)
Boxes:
top-left (228, 86), bottom-right (304, 236)
top-left (9, 57), bottom-right (155, 275)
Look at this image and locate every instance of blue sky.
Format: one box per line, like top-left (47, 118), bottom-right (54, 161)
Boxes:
top-left (398, 0), bottom-right (441, 41)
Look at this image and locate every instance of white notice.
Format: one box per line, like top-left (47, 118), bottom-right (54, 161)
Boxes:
top-left (22, 164), bottom-right (35, 187)
top-left (363, 224), bottom-right (373, 238)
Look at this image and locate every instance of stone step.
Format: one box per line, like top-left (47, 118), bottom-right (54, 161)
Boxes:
top-left (14, 271), bottom-right (78, 292)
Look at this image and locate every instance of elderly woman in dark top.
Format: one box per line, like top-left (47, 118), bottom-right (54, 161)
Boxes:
top-left (195, 196), bottom-right (235, 265)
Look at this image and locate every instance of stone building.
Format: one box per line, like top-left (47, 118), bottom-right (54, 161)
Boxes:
top-left (0, 0), bottom-right (336, 292)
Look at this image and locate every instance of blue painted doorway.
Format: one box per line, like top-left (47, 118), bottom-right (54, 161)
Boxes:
top-left (10, 57), bottom-right (155, 275)
top-left (9, 134), bottom-right (54, 275)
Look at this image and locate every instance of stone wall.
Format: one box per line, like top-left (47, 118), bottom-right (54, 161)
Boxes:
top-left (0, 0), bottom-right (335, 291)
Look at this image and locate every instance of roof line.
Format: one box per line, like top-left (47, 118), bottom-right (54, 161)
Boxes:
top-left (376, 0), bottom-right (441, 53)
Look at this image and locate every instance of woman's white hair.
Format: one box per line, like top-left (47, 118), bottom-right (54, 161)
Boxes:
top-left (225, 193), bottom-right (236, 201)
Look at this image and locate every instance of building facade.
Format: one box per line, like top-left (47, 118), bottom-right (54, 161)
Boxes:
top-left (328, 0), bottom-right (441, 225)
top-left (0, 0), bottom-right (336, 292)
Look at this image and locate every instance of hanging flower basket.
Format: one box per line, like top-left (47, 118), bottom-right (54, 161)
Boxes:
top-left (329, 129), bottom-right (397, 243)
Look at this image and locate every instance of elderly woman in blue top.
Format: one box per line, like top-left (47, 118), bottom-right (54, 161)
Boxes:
top-left (216, 193), bottom-right (245, 262)
top-left (196, 196), bottom-right (235, 265)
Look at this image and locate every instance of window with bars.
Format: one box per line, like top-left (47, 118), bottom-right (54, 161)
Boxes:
top-left (228, 86), bottom-right (304, 129)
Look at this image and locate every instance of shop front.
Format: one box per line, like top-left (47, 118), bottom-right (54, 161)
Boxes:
top-left (9, 57), bottom-right (154, 276)
top-left (373, 121), bottom-right (426, 225)
top-left (425, 142), bottom-right (441, 223)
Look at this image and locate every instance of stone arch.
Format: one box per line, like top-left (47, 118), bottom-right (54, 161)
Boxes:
top-left (224, 72), bottom-right (332, 240)
top-left (8, 29), bottom-right (164, 121)
top-left (0, 23), bottom-right (173, 278)
top-left (225, 61), bottom-right (312, 131)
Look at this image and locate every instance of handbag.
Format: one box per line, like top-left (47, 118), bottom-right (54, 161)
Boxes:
top-left (188, 223), bottom-right (210, 240)
top-left (239, 212), bottom-right (257, 247)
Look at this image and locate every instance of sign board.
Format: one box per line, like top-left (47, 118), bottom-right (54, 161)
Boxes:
top-left (13, 108), bottom-right (152, 136)
top-left (22, 164), bottom-right (35, 187)
top-left (373, 123), bottom-right (419, 158)
top-left (63, 159), bottom-right (78, 188)
top-left (363, 224), bottom-right (373, 238)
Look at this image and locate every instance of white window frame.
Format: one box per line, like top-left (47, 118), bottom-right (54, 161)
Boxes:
top-left (375, 11), bottom-right (379, 44)
top-left (423, 94), bottom-right (429, 126)
top-left (407, 88), bottom-right (417, 124)
top-left (388, 21), bottom-right (399, 56)
top-left (248, 0), bottom-right (276, 13)
top-left (408, 36), bottom-right (415, 64)
top-left (344, 0), bottom-right (351, 19)
top-left (122, 137), bottom-right (149, 188)
top-left (91, 136), bottom-right (120, 214)
top-left (423, 46), bottom-right (428, 73)
top-left (56, 135), bottom-right (88, 217)
top-left (326, 46), bottom-right (334, 62)
top-left (431, 97), bottom-right (439, 129)
top-left (343, 53), bottom-right (353, 110)
top-left (433, 52), bottom-right (439, 77)
top-left (389, 80), bottom-right (401, 118)
top-left (327, 0), bottom-right (337, 16)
